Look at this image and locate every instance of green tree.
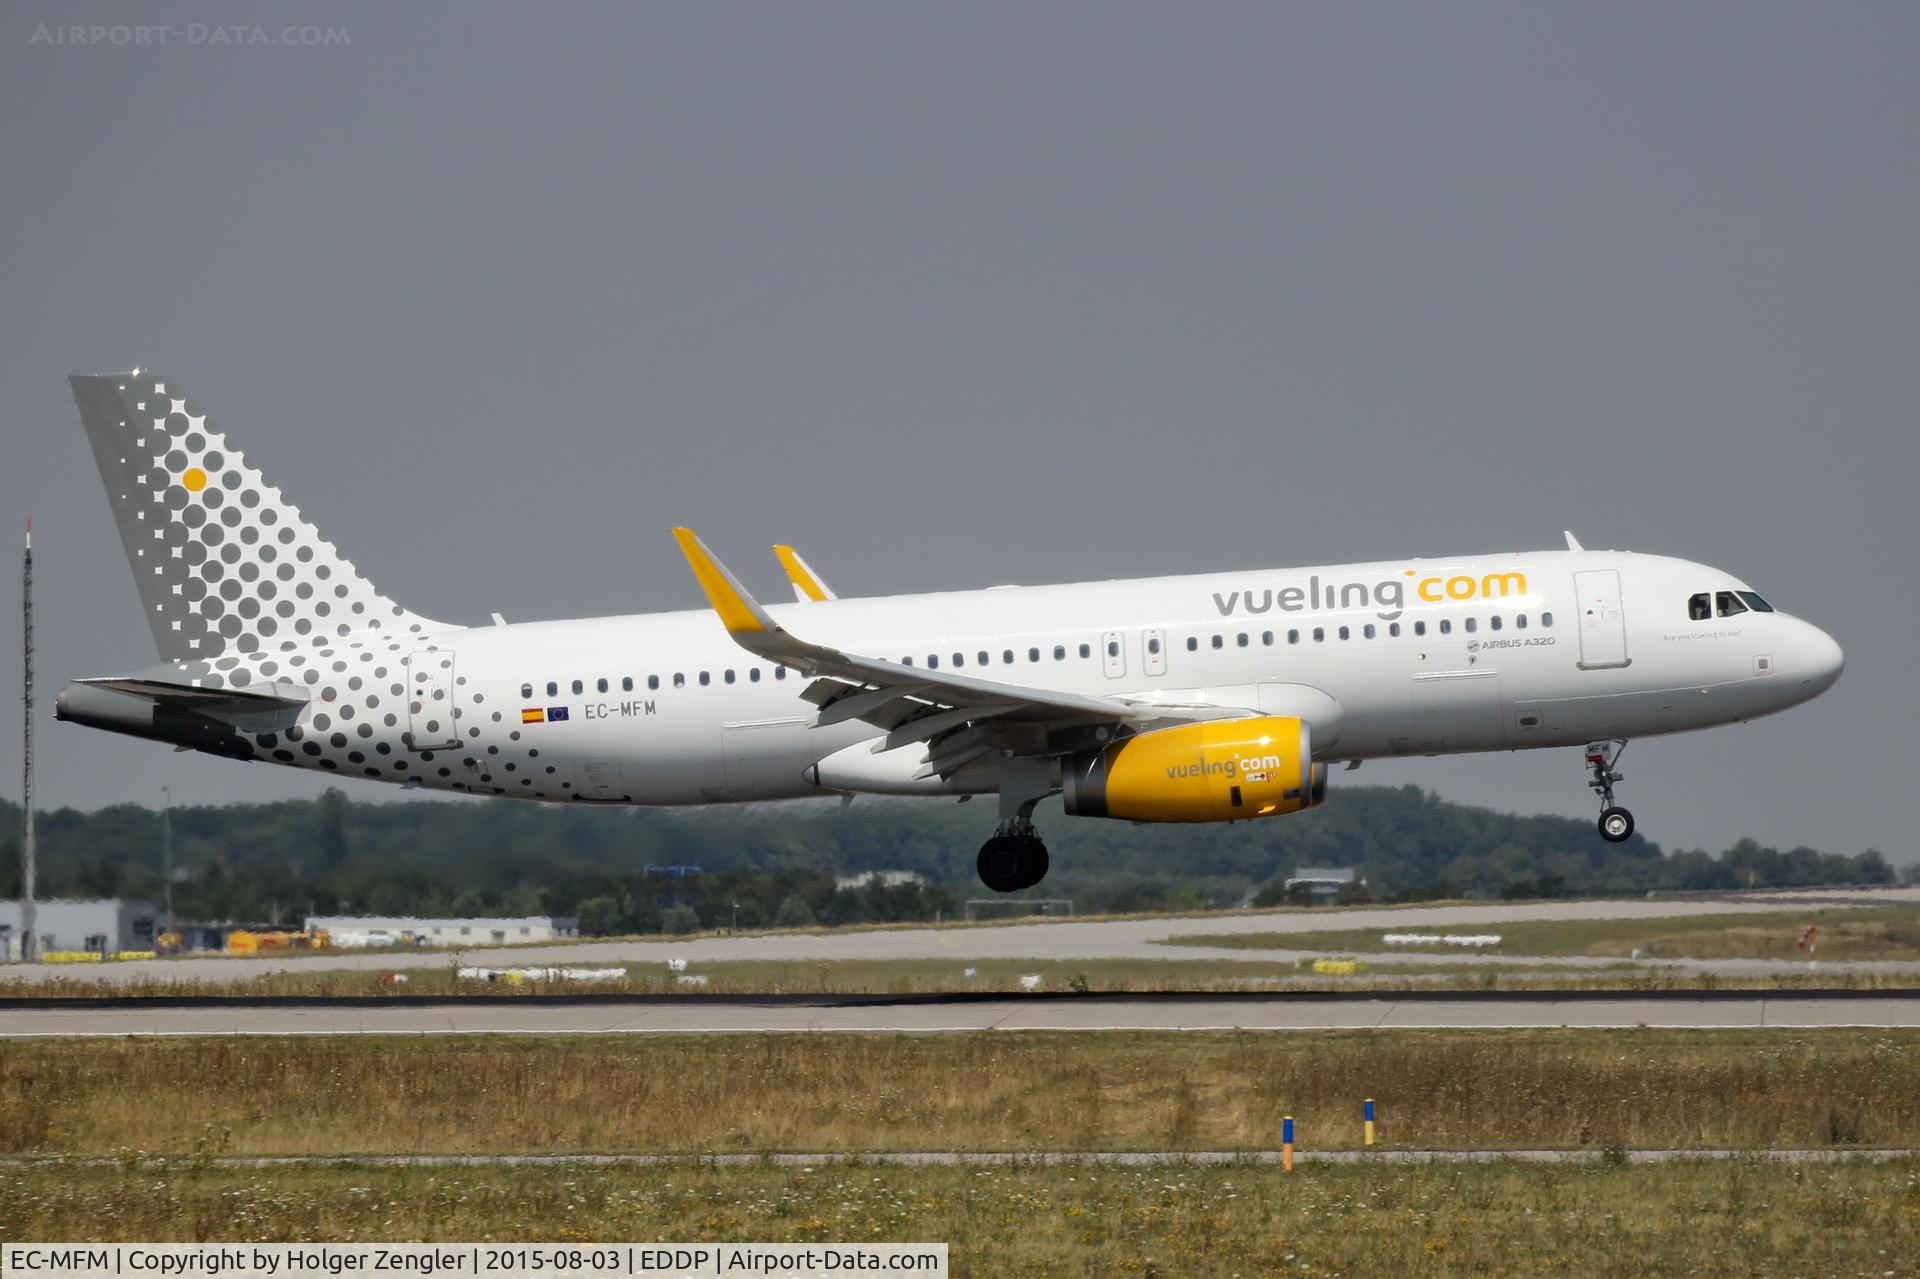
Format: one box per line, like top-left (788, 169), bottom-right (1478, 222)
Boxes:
top-left (576, 895), bottom-right (621, 937)
top-left (773, 893), bottom-right (816, 928)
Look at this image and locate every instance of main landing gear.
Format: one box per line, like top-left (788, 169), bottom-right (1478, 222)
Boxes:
top-left (1585, 739), bottom-right (1635, 843)
top-left (977, 755), bottom-right (1054, 893)
top-left (977, 821), bottom-right (1050, 893)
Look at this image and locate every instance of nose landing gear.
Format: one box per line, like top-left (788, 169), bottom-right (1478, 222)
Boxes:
top-left (1586, 739), bottom-right (1634, 843)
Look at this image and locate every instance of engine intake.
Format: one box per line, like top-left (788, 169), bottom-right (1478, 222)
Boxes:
top-left (1062, 715), bottom-right (1326, 823)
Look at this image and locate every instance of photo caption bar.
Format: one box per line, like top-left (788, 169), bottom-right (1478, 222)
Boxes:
top-left (2, 1246), bottom-right (947, 1279)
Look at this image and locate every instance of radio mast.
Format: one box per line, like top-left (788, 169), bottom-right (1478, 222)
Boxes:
top-left (20, 519), bottom-right (36, 962)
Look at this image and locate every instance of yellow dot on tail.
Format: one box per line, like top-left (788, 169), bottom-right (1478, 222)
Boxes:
top-left (180, 467), bottom-right (207, 492)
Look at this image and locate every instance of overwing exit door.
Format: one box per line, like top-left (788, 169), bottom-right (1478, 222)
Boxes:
top-left (1573, 569), bottom-right (1630, 669)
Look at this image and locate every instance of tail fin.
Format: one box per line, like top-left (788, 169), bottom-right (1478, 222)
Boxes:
top-left (68, 370), bottom-right (447, 663)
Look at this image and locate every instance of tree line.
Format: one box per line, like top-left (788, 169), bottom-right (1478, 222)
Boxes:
top-left (0, 785), bottom-right (1898, 933)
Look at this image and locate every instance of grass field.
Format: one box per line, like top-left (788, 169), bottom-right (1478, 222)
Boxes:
top-left (2, 1158), bottom-right (1915, 1276)
top-left (4, 1030), bottom-right (1917, 1157)
top-left (6, 955), bottom-right (1920, 1000)
top-left (1174, 903), bottom-right (1920, 962)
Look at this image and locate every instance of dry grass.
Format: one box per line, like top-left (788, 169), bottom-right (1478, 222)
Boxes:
top-left (1, 1158), bottom-right (1915, 1276)
top-left (5, 955), bottom-right (1920, 1000)
top-left (3, 1030), bottom-right (1918, 1157)
top-left (1177, 904), bottom-right (1920, 962)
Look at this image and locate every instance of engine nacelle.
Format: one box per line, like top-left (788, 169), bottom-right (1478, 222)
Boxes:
top-left (1061, 715), bottom-right (1326, 823)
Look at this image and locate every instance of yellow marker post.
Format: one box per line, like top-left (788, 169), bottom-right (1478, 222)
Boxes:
top-left (1282, 1115), bottom-right (1294, 1172)
top-left (1364, 1098), bottom-right (1376, 1148)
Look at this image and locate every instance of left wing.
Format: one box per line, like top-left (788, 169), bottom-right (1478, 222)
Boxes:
top-left (673, 528), bottom-right (1172, 778)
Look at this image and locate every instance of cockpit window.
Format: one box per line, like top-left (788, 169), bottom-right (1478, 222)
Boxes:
top-left (1688, 592), bottom-right (1711, 621)
top-left (1737, 591), bottom-right (1774, 613)
top-left (1715, 591), bottom-right (1747, 618)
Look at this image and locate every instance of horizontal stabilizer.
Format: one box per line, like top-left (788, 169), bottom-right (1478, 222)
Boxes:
top-left (75, 675), bottom-right (308, 710)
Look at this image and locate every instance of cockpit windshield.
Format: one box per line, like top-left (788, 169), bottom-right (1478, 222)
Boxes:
top-left (1689, 589), bottom-right (1775, 620)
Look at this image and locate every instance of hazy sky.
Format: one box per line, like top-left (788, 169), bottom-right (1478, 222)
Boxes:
top-left (2, 2), bottom-right (1914, 860)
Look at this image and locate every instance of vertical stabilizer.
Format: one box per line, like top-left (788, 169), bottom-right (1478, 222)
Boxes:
top-left (68, 370), bottom-right (448, 662)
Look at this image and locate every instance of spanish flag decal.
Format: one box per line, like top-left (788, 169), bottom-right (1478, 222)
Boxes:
top-left (521, 708), bottom-right (545, 724)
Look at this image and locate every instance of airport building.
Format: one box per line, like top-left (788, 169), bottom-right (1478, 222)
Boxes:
top-left (306, 914), bottom-right (580, 948)
top-left (0, 898), bottom-right (164, 960)
top-left (1283, 867), bottom-right (1365, 902)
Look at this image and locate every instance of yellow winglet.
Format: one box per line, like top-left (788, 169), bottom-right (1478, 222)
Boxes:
top-left (774, 543), bottom-right (835, 602)
top-left (672, 527), bottom-right (771, 634)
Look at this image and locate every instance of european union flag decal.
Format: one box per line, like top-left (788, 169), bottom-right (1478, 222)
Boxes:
top-left (547, 706), bottom-right (570, 722)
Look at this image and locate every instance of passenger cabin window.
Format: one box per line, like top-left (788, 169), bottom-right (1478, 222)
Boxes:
top-left (978, 651), bottom-right (990, 665)
top-left (673, 673), bottom-right (685, 688)
top-left (1364, 623), bottom-right (1376, 639)
top-left (596, 678), bottom-right (608, 693)
top-left (1030, 647), bottom-right (1042, 662)
top-left (1236, 633), bottom-right (1248, 648)
top-left (953, 653), bottom-right (964, 667)
top-left (1413, 621), bottom-right (1426, 636)
top-left (698, 671), bottom-right (710, 686)
top-left (1261, 631), bottom-right (1273, 646)
top-left (571, 679), bottom-right (584, 695)
top-left (1464, 618), bottom-right (1477, 633)
top-left (1689, 592), bottom-right (1712, 621)
top-left (1541, 611), bottom-right (1554, 627)
top-left (749, 668), bottom-right (760, 682)
top-left (621, 676), bottom-right (633, 691)
top-left (1078, 643), bottom-right (1091, 658)
top-left (1438, 619), bottom-right (1452, 634)
top-left (1338, 625), bottom-right (1350, 640)
top-left (1738, 591), bottom-right (1775, 613)
top-left (1489, 616), bottom-right (1501, 631)
top-left (724, 669), bottom-right (736, 684)
top-left (521, 683), bottom-right (532, 699)
top-left (546, 681), bottom-right (558, 697)
top-left (775, 666), bottom-right (787, 679)
top-left (1313, 627), bottom-right (1325, 642)
top-left (1003, 649), bottom-right (1015, 663)
top-left (1715, 591), bottom-right (1748, 617)
top-left (1053, 645), bottom-right (1066, 661)
top-left (1211, 635), bottom-right (1224, 649)
top-left (1288, 629), bottom-right (1300, 644)
top-left (1186, 637), bottom-right (1198, 652)
top-left (927, 655), bottom-right (939, 669)
top-left (1388, 622), bottom-right (1401, 637)
top-left (648, 675), bottom-right (660, 690)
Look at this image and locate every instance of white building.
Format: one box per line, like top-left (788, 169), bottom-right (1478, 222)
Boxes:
top-left (1283, 867), bottom-right (1364, 902)
top-left (835, 870), bottom-right (927, 892)
top-left (306, 914), bottom-right (579, 948)
top-left (0, 898), bottom-right (163, 960)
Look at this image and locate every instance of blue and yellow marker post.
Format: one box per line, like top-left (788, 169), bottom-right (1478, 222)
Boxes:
top-left (1364, 1098), bottom-right (1376, 1148)
top-left (1282, 1115), bottom-right (1295, 1172)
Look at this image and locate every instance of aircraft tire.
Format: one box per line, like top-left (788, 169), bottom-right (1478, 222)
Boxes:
top-left (1598, 806), bottom-right (1635, 843)
top-left (1014, 836), bottom-right (1050, 890)
top-left (977, 835), bottom-right (1028, 893)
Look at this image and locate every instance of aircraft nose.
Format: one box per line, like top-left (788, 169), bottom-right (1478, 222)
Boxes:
top-left (1797, 623), bottom-right (1845, 694)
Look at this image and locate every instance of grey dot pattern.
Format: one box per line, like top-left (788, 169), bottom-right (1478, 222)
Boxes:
top-left (79, 373), bottom-right (440, 663)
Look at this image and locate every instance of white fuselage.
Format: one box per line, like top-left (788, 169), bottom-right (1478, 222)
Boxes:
top-left (223, 547), bottom-right (1839, 805)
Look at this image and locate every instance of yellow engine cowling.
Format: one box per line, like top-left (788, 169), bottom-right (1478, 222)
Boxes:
top-left (1061, 716), bottom-right (1326, 823)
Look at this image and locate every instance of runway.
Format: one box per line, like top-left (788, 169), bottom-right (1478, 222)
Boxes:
top-left (3, 886), bottom-right (1916, 987)
top-left (3, 991), bottom-right (1918, 1037)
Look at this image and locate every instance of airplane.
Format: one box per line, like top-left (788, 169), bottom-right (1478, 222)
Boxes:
top-left (56, 370), bottom-right (1846, 892)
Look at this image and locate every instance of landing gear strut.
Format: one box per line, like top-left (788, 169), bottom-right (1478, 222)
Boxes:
top-left (977, 755), bottom-right (1054, 893)
top-left (1585, 740), bottom-right (1635, 843)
